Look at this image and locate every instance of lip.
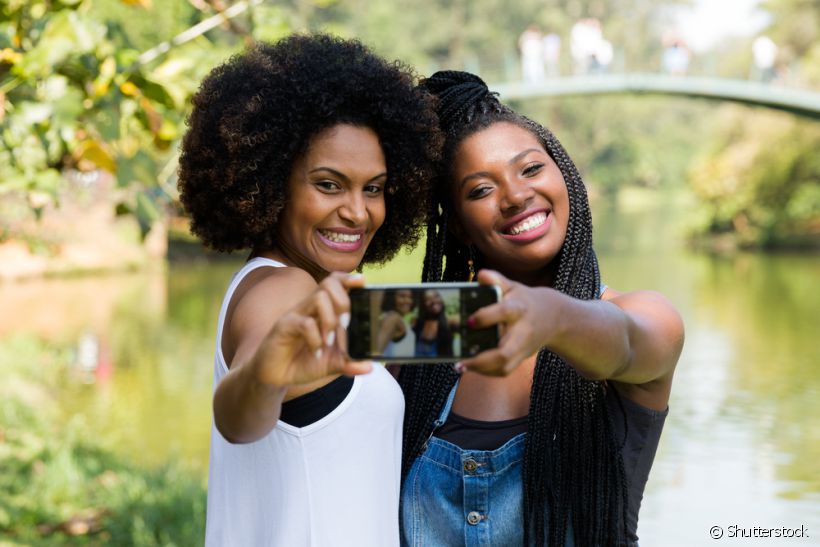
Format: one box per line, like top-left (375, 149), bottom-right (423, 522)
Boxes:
top-left (316, 227), bottom-right (366, 252)
top-left (498, 208), bottom-right (551, 243)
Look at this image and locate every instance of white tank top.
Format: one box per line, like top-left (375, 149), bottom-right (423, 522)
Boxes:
top-left (383, 317), bottom-right (416, 358)
top-left (205, 257), bottom-right (404, 546)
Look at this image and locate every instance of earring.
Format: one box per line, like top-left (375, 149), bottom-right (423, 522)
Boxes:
top-left (467, 245), bottom-right (476, 282)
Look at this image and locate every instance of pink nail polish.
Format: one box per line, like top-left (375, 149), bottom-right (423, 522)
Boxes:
top-left (466, 317), bottom-right (476, 328)
top-left (453, 362), bottom-right (465, 374)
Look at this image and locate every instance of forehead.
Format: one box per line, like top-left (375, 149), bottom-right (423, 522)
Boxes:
top-left (302, 123), bottom-right (385, 170)
top-left (453, 122), bottom-right (545, 173)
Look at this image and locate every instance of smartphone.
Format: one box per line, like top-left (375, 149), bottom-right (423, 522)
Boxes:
top-left (347, 282), bottom-right (501, 363)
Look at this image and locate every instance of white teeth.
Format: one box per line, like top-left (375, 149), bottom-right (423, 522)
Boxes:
top-left (321, 230), bottom-right (362, 243)
top-left (508, 212), bottom-right (547, 235)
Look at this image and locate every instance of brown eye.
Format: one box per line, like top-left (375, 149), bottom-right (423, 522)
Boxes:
top-left (467, 186), bottom-right (491, 199)
top-left (315, 181), bottom-right (341, 192)
top-left (523, 163), bottom-right (543, 177)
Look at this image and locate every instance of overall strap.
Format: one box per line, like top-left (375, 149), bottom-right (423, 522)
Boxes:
top-left (434, 379), bottom-right (460, 428)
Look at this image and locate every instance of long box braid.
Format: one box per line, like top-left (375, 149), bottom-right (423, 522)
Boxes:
top-left (398, 71), bottom-right (629, 546)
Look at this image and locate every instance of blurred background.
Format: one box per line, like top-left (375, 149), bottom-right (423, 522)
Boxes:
top-left (1, 0), bottom-right (818, 544)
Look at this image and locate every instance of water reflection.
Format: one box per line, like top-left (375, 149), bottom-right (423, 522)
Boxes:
top-left (594, 203), bottom-right (820, 545)
top-left (0, 201), bottom-right (817, 543)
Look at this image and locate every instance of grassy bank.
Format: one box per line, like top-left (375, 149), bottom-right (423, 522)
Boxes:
top-left (0, 334), bottom-right (206, 546)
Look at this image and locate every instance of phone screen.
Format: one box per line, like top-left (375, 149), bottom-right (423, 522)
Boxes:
top-left (347, 283), bottom-right (500, 363)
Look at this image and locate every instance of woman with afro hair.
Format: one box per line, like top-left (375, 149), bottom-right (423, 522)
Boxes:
top-left (398, 71), bottom-right (684, 546)
top-left (178, 34), bottom-right (440, 546)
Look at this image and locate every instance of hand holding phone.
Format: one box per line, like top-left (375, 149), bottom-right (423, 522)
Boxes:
top-left (347, 283), bottom-right (501, 363)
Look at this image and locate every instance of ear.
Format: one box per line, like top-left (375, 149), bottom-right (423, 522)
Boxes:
top-left (447, 212), bottom-right (472, 245)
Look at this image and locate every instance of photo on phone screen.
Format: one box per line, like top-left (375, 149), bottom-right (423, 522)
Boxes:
top-left (347, 283), bottom-right (500, 363)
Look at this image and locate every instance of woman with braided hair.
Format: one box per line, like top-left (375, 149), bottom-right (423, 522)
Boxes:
top-left (398, 71), bottom-right (684, 546)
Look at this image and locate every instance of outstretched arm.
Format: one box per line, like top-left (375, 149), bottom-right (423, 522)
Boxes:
top-left (462, 270), bottom-right (684, 408)
top-left (214, 269), bottom-right (369, 443)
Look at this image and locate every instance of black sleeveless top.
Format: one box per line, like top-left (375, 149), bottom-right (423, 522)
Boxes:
top-left (436, 386), bottom-right (668, 543)
top-left (279, 375), bottom-right (354, 427)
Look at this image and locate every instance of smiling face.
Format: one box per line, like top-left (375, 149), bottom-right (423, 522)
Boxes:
top-left (276, 123), bottom-right (387, 273)
top-left (422, 290), bottom-right (444, 317)
top-left (450, 121), bottom-right (569, 283)
top-left (394, 289), bottom-right (415, 315)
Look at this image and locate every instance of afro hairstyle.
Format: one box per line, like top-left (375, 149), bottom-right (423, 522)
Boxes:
top-left (178, 34), bottom-right (441, 264)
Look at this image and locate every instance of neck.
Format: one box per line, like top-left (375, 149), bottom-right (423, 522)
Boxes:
top-left (483, 257), bottom-right (558, 288)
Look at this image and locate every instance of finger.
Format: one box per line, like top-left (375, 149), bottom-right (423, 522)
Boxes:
top-left (312, 290), bottom-right (338, 347)
top-left (459, 348), bottom-right (510, 377)
top-left (476, 269), bottom-right (514, 294)
top-left (341, 272), bottom-right (365, 290)
top-left (318, 274), bottom-right (352, 318)
top-left (339, 359), bottom-right (373, 376)
top-left (293, 315), bottom-right (323, 359)
top-left (468, 299), bottom-right (526, 329)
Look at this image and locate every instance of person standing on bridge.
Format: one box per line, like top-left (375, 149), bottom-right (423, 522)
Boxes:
top-left (752, 35), bottom-right (779, 83)
top-left (519, 25), bottom-right (546, 83)
top-left (399, 71), bottom-right (684, 546)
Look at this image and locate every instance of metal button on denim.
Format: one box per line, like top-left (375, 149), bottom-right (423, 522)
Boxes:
top-left (463, 458), bottom-right (478, 473)
top-left (466, 511), bottom-right (482, 525)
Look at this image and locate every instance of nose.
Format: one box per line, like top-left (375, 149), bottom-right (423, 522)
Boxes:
top-left (339, 192), bottom-right (368, 225)
top-left (499, 178), bottom-right (534, 213)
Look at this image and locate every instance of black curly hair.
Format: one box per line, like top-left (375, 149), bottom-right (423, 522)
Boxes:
top-left (399, 71), bottom-right (629, 546)
top-left (380, 288), bottom-right (418, 313)
top-left (178, 34), bottom-right (441, 265)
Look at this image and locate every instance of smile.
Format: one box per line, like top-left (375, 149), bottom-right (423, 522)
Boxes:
top-left (506, 211), bottom-right (547, 235)
top-left (317, 229), bottom-right (365, 251)
top-left (319, 229), bottom-right (361, 243)
top-left (499, 210), bottom-right (551, 242)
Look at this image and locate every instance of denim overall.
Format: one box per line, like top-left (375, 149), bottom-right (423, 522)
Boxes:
top-left (400, 382), bottom-right (574, 547)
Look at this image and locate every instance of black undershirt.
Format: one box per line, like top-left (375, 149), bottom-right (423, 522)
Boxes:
top-left (279, 375), bottom-right (354, 427)
top-left (437, 411), bottom-right (529, 451)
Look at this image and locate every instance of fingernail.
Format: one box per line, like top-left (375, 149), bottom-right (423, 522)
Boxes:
top-left (453, 362), bottom-right (465, 374)
top-left (466, 317), bottom-right (476, 328)
top-left (315, 348), bottom-right (323, 361)
top-left (340, 312), bottom-right (350, 330)
top-left (347, 273), bottom-right (364, 281)
top-left (326, 330), bottom-right (336, 347)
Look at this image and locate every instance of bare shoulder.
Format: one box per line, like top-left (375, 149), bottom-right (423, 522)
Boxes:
top-left (232, 266), bottom-right (317, 326)
top-left (602, 287), bottom-right (684, 339)
top-left (224, 266), bottom-right (317, 366)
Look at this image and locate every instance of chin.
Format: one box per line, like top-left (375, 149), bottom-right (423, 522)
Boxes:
top-left (318, 254), bottom-right (363, 273)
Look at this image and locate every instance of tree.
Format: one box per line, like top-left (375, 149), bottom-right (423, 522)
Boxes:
top-left (0, 0), bottom-right (239, 236)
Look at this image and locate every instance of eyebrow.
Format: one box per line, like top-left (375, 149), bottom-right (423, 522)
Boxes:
top-left (309, 167), bottom-right (387, 184)
top-left (459, 148), bottom-right (545, 188)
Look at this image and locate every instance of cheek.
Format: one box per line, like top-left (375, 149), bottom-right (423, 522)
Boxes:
top-left (457, 202), bottom-right (496, 244)
top-left (370, 198), bottom-right (386, 230)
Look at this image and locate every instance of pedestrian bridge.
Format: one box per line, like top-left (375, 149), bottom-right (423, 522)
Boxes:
top-left (490, 74), bottom-right (820, 119)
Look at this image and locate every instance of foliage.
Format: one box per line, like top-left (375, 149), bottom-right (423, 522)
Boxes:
top-left (0, 0), bottom-right (817, 252)
top-left (0, 334), bottom-right (206, 545)
top-left (681, 1), bottom-right (820, 249)
top-left (0, 0), bottom-right (235, 237)
top-left (688, 110), bottom-right (820, 249)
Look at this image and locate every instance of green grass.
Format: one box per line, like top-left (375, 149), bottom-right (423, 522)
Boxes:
top-left (0, 335), bottom-right (206, 546)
